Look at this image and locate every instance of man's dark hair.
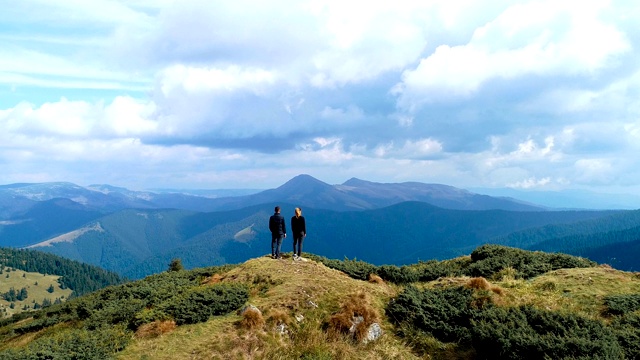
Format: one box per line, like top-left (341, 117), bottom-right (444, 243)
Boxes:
top-left (274, 206), bottom-right (280, 213)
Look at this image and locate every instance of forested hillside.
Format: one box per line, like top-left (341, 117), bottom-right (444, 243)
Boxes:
top-left (28, 202), bottom-right (619, 279)
top-left (0, 247), bottom-right (125, 297)
top-left (0, 245), bottom-right (638, 359)
top-left (492, 209), bottom-right (640, 270)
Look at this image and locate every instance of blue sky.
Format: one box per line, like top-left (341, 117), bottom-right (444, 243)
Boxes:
top-left (1, 0), bottom-right (639, 193)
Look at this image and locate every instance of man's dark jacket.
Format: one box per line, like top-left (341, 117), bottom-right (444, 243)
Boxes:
top-left (269, 213), bottom-right (286, 236)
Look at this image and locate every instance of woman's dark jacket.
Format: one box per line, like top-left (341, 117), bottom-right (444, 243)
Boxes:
top-left (291, 216), bottom-right (306, 237)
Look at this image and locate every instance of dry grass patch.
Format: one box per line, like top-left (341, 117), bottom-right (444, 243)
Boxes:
top-left (238, 308), bottom-right (265, 331)
top-left (466, 276), bottom-right (504, 297)
top-left (135, 320), bottom-right (177, 339)
top-left (466, 277), bottom-right (491, 290)
top-left (265, 308), bottom-right (292, 327)
top-left (327, 291), bottom-right (380, 342)
top-left (203, 273), bottom-right (224, 285)
top-left (368, 273), bottom-right (384, 284)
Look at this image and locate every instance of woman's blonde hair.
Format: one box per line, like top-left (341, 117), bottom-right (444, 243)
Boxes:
top-left (294, 207), bottom-right (302, 217)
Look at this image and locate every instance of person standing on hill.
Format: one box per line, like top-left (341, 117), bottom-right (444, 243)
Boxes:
top-left (291, 207), bottom-right (306, 259)
top-left (269, 206), bottom-right (286, 259)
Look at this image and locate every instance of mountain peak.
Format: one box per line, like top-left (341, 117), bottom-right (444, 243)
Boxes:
top-left (342, 177), bottom-right (373, 186)
top-left (277, 174), bottom-right (332, 193)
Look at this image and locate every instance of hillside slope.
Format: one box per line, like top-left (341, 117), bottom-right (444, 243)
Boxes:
top-left (1, 245), bottom-right (639, 359)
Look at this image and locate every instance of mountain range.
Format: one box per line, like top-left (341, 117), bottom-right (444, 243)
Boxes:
top-left (1, 175), bottom-right (639, 278)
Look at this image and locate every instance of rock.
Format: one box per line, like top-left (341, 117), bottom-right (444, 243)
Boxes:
top-left (349, 316), bottom-right (364, 334)
top-left (275, 323), bottom-right (288, 335)
top-left (295, 314), bottom-right (304, 322)
top-left (363, 323), bottom-right (383, 344)
top-left (238, 304), bottom-right (261, 316)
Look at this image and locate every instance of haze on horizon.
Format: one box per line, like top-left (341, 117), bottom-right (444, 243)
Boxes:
top-left (1, 1), bottom-right (639, 195)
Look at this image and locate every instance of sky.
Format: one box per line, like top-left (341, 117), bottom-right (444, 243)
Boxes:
top-left (1, 0), bottom-right (639, 193)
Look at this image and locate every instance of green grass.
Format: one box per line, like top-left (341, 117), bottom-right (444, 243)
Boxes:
top-left (0, 267), bottom-right (73, 317)
top-left (3, 250), bottom-right (640, 359)
top-left (117, 255), bottom-right (418, 360)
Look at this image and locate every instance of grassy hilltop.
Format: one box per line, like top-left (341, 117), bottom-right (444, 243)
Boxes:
top-left (1, 245), bottom-right (640, 359)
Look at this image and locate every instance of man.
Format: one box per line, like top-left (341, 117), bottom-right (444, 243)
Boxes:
top-left (269, 206), bottom-right (287, 259)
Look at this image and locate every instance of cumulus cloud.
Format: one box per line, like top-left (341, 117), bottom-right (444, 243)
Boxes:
top-left (394, 0), bottom-right (630, 109)
top-left (0, 0), bottom-right (639, 192)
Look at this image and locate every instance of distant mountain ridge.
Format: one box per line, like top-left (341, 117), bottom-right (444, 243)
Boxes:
top-left (0, 175), bottom-right (545, 217)
top-left (2, 175), bottom-right (640, 279)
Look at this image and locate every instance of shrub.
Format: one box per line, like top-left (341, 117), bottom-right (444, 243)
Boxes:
top-left (133, 307), bottom-right (171, 329)
top-left (84, 298), bottom-right (147, 330)
top-left (467, 245), bottom-right (596, 280)
top-left (0, 326), bottom-right (130, 360)
top-left (376, 265), bottom-right (419, 284)
top-left (166, 283), bottom-right (248, 325)
top-left (321, 258), bottom-right (378, 281)
top-left (387, 286), bottom-right (479, 344)
top-left (388, 285), bottom-right (627, 359)
top-left (603, 294), bottom-right (640, 316)
top-left (611, 314), bottom-right (640, 359)
top-left (471, 306), bottom-right (624, 359)
top-left (414, 259), bottom-right (466, 282)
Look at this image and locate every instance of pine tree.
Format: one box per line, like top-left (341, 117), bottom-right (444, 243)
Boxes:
top-left (17, 287), bottom-right (28, 301)
top-left (168, 258), bottom-right (184, 272)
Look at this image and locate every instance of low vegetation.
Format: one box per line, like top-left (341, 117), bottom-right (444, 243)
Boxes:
top-left (0, 244), bottom-right (638, 359)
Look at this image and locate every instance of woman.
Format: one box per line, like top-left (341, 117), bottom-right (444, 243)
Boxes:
top-left (291, 207), bottom-right (306, 259)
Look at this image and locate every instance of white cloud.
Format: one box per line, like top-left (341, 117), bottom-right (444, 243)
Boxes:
top-left (158, 65), bottom-right (278, 96)
top-left (394, 0), bottom-right (630, 109)
top-left (374, 138), bottom-right (443, 159)
top-left (0, 97), bottom-right (157, 138)
top-left (574, 158), bottom-right (615, 184)
top-left (1, 0), bottom-right (639, 194)
top-left (507, 176), bottom-right (552, 189)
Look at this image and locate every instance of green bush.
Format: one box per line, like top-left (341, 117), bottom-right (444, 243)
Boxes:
top-left (611, 314), bottom-right (640, 359)
top-left (471, 306), bottom-right (623, 359)
top-left (322, 258), bottom-right (378, 281)
top-left (386, 286), bottom-right (479, 344)
top-left (314, 245), bottom-right (595, 285)
top-left (84, 298), bottom-right (147, 330)
top-left (413, 259), bottom-right (466, 282)
top-left (388, 285), bottom-right (627, 359)
top-left (164, 283), bottom-right (248, 325)
top-left (376, 265), bottom-right (419, 284)
top-left (467, 245), bottom-right (595, 279)
top-left (604, 294), bottom-right (640, 315)
top-left (0, 326), bottom-right (130, 360)
top-left (133, 308), bottom-right (171, 329)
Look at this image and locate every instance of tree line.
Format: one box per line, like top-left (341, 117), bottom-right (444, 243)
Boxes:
top-left (0, 247), bottom-right (125, 297)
